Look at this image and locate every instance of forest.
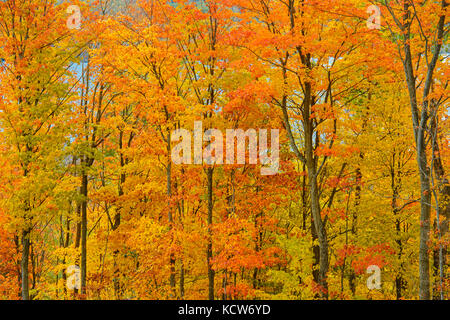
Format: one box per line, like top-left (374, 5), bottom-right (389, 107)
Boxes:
top-left (0, 0), bottom-right (448, 300)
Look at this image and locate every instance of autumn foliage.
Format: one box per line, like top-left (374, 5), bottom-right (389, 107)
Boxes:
top-left (0, 0), bottom-right (448, 300)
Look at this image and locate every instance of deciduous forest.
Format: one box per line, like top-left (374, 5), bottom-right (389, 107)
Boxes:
top-left (0, 0), bottom-right (448, 300)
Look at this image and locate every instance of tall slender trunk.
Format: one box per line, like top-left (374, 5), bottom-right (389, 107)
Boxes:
top-left (167, 143), bottom-right (176, 293)
top-left (20, 146), bottom-right (32, 300)
top-left (75, 204), bottom-right (81, 248)
top-left (417, 149), bottom-right (431, 299)
top-left (301, 163), bottom-right (308, 231)
top-left (74, 201), bottom-right (81, 298)
top-left (394, 0), bottom-right (447, 299)
top-left (395, 217), bottom-right (407, 299)
top-left (253, 208), bottom-right (262, 290)
top-left (178, 168), bottom-right (186, 300)
top-left (310, 210), bottom-right (320, 293)
top-left (308, 168), bottom-right (328, 298)
top-left (62, 212), bottom-right (70, 298)
top-left (112, 129), bottom-right (131, 299)
top-left (391, 153), bottom-right (407, 299)
top-left (207, 167), bottom-right (215, 300)
top-left (402, 28), bottom-right (432, 300)
top-left (80, 170), bottom-right (88, 296)
top-left (350, 93), bottom-right (368, 296)
top-left (14, 235), bottom-right (21, 298)
top-left (304, 84), bottom-right (328, 298)
top-left (349, 164), bottom-right (361, 296)
top-left (21, 229), bottom-right (30, 300)
top-left (430, 109), bottom-right (449, 299)
top-left (179, 263), bottom-right (185, 299)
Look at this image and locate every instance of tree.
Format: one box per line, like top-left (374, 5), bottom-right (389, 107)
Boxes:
top-left (231, 0), bottom-right (373, 298)
top-left (0, 0), bottom-right (83, 299)
top-left (378, 0), bottom-right (448, 300)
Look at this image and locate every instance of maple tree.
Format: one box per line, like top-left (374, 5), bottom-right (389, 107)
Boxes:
top-left (0, 0), bottom-right (447, 300)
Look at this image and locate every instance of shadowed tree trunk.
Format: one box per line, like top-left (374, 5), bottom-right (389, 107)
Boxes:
top-left (384, 0), bottom-right (447, 299)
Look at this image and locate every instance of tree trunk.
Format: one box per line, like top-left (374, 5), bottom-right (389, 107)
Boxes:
top-left (308, 168), bottom-right (328, 299)
top-left (394, 0), bottom-right (447, 299)
top-left (402, 27), bottom-right (432, 300)
top-left (403, 44), bottom-right (432, 299)
top-left (349, 165), bottom-right (361, 296)
top-left (167, 137), bottom-right (176, 293)
top-left (417, 147), bottom-right (431, 299)
top-left (207, 167), bottom-right (215, 300)
top-left (112, 129), bottom-right (131, 299)
top-left (179, 263), bottom-right (185, 299)
top-left (21, 229), bottom-right (30, 300)
top-left (80, 171), bottom-right (88, 296)
top-left (304, 86), bottom-right (328, 298)
top-left (430, 109), bottom-right (449, 300)
top-left (14, 235), bottom-right (21, 298)
top-left (311, 210), bottom-right (320, 294)
top-left (391, 155), bottom-right (407, 299)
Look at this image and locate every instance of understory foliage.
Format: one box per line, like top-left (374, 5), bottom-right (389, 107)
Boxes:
top-left (0, 0), bottom-right (448, 300)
